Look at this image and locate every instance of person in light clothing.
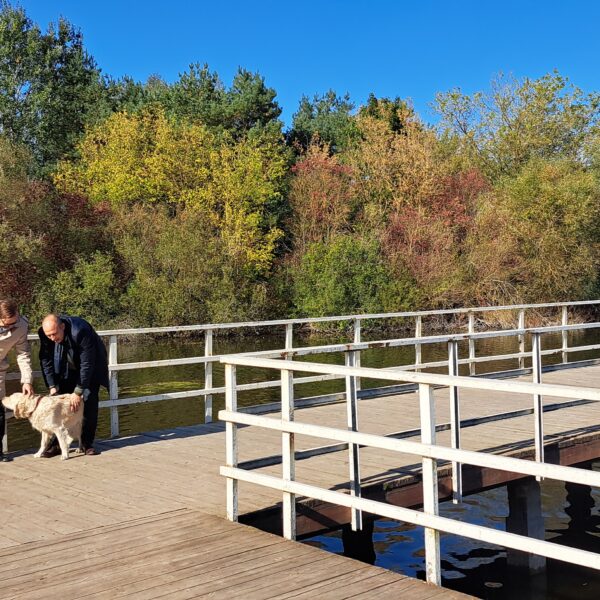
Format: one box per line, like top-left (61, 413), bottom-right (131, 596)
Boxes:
top-left (0, 298), bottom-right (34, 462)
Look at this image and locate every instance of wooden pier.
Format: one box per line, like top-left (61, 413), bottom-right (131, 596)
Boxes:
top-left (4, 363), bottom-right (600, 597)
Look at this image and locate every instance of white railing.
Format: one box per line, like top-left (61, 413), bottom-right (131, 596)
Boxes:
top-left (218, 354), bottom-right (600, 586)
top-left (5, 300), bottom-right (600, 440)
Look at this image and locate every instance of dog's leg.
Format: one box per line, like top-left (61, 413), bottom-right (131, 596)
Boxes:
top-left (55, 427), bottom-right (71, 460)
top-left (34, 431), bottom-right (51, 458)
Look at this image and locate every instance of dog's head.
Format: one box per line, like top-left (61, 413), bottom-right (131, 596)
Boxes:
top-left (1, 393), bottom-right (41, 419)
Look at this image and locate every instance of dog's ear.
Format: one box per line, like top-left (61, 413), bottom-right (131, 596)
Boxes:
top-left (13, 394), bottom-right (24, 419)
top-left (23, 395), bottom-right (41, 418)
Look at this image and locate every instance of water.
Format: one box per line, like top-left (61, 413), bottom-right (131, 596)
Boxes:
top-left (5, 324), bottom-right (600, 598)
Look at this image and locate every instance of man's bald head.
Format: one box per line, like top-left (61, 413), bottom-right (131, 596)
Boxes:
top-left (42, 314), bottom-right (65, 343)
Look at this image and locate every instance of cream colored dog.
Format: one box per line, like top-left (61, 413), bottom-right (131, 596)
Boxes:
top-left (2, 392), bottom-right (83, 460)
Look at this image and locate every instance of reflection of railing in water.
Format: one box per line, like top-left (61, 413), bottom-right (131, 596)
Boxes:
top-left (218, 354), bottom-right (600, 586)
top-left (4, 300), bottom-right (600, 441)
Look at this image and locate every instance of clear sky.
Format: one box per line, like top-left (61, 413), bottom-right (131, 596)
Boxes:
top-left (20, 0), bottom-right (600, 126)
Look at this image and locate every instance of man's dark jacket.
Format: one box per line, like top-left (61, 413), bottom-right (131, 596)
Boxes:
top-left (38, 316), bottom-right (109, 395)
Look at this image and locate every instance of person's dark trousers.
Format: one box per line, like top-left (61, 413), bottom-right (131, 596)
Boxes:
top-left (81, 384), bottom-right (100, 450)
top-left (0, 405), bottom-right (5, 441)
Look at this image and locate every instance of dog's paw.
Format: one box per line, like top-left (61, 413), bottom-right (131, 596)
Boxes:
top-left (74, 448), bottom-right (84, 454)
top-left (33, 451), bottom-right (42, 458)
top-left (60, 454), bottom-right (70, 461)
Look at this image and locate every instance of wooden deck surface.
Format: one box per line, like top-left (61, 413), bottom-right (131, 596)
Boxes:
top-left (4, 363), bottom-right (600, 598)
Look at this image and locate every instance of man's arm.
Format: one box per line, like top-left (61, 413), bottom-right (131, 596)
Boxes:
top-left (74, 326), bottom-right (97, 398)
top-left (14, 320), bottom-right (33, 391)
top-left (38, 328), bottom-right (57, 390)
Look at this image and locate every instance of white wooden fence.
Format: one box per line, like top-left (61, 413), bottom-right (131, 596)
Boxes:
top-left (218, 353), bottom-right (600, 586)
top-left (4, 300), bottom-right (600, 443)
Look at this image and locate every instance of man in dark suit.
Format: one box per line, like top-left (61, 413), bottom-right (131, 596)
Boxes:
top-left (38, 314), bottom-right (109, 457)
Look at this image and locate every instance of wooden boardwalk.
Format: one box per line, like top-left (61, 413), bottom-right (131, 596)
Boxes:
top-left (5, 364), bottom-right (600, 598)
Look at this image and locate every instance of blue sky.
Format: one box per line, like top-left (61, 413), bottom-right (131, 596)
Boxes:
top-left (21, 1), bottom-right (600, 126)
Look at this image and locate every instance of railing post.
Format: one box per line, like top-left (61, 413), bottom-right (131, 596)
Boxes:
top-left (281, 367), bottom-right (296, 540)
top-left (531, 332), bottom-right (544, 475)
top-left (108, 335), bottom-right (119, 437)
top-left (468, 312), bottom-right (476, 375)
top-left (353, 319), bottom-right (361, 391)
top-left (562, 306), bottom-right (568, 365)
top-left (415, 315), bottom-right (422, 372)
top-left (204, 329), bottom-right (213, 423)
top-left (419, 383), bottom-right (441, 586)
top-left (448, 340), bottom-right (462, 503)
top-left (285, 323), bottom-right (293, 350)
top-left (225, 364), bottom-right (238, 522)
top-left (518, 310), bottom-right (526, 369)
top-left (345, 351), bottom-right (362, 531)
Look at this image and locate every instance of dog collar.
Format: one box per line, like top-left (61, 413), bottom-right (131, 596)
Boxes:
top-left (25, 395), bottom-right (43, 418)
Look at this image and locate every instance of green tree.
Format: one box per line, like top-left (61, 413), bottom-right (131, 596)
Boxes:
top-left (0, 3), bottom-right (107, 170)
top-left (292, 235), bottom-right (417, 317)
top-left (288, 90), bottom-right (358, 152)
top-left (435, 72), bottom-right (600, 180)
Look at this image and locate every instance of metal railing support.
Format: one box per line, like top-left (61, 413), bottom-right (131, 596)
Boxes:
top-left (281, 368), bottom-right (296, 540)
top-left (518, 310), bottom-right (526, 369)
top-left (108, 335), bottom-right (119, 437)
top-left (448, 340), bottom-right (462, 503)
top-left (353, 319), bottom-right (362, 391)
top-left (345, 351), bottom-right (362, 531)
top-left (532, 332), bottom-right (544, 475)
top-left (204, 329), bottom-right (213, 423)
top-left (562, 306), bottom-right (569, 365)
top-left (419, 383), bottom-right (441, 585)
top-left (468, 312), bottom-right (476, 375)
top-left (415, 315), bottom-right (422, 372)
top-left (225, 364), bottom-right (238, 521)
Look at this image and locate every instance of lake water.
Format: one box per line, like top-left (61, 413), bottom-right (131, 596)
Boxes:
top-left (5, 324), bottom-right (600, 599)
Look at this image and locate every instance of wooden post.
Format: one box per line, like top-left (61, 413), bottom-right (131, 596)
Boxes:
top-left (346, 351), bottom-right (362, 531)
top-left (225, 364), bottom-right (238, 522)
top-left (415, 316), bottom-right (422, 372)
top-left (108, 335), bottom-right (119, 438)
top-left (518, 310), bottom-right (526, 370)
top-left (562, 306), bottom-right (568, 365)
top-left (419, 383), bottom-right (441, 586)
top-left (353, 319), bottom-right (361, 391)
top-left (281, 368), bottom-right (296, 540)
top-left (448, 340), bottom-right (462, 503)
top-left (204, 329), bottom-right (213, 423)
top-left (506, 477), bottom-right (547, 574)
top-left (285, 323), bottom-right (293, 350)
top-left (532, 332), bottom-right (544, 472)
top-left (468, 312), bottom-right (476, 375)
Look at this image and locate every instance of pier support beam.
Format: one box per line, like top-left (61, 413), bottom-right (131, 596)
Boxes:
top-left (342, 517), bottom-right (375, 564)
top-left (564, 461), bottom-right (595, 532)
top-left (506, 477), bottom-right (546, 573)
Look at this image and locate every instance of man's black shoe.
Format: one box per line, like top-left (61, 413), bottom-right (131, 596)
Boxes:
top-left (0, 453), bottom-right (13, 463)
top-left (40, 446), bottom-right (61, 458)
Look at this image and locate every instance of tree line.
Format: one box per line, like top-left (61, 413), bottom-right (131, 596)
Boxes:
top-left (2, 3), bottom-right (600, 328)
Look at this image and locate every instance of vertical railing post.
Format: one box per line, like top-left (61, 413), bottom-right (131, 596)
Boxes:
top-left (562, 306), bottom-right (569, 365)
top-left (204, 329), bottom-right (213, 423)
top-left (345, 351), bottom-right (362, 531)
top-left (285, 323), bottom-right (294, 350)
top-left (448, 340), bottom-right (462, 503)
top-left (532, 332), bottom-right (544, 475)
top-left (419, 383), bottom-right (441, 586)
top-left (468, 312), bottom-right (476, 375)
top-left (108, 335), bottom-right (119, 438)
top-left (518, 310), bottom-right (526, 370)
top-left (353, 319), bottom-right (361, 392)
top-left (415, 315), bottom-right (422, 372)
top-left (281, 368), bottom-right (296, 540)
top-left (225, 364), bottom-right (238, 522)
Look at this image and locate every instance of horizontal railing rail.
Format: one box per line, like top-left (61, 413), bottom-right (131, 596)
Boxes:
top-left (218, 355), bottom-right (600, 585)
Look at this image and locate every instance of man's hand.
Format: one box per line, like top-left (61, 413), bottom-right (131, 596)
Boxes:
top-left (69, 393), bottom-right (82, 412)
top-left (22, 383), bottom-right (34, 397)
top-left (49, 387), bottom-right (58, 396)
